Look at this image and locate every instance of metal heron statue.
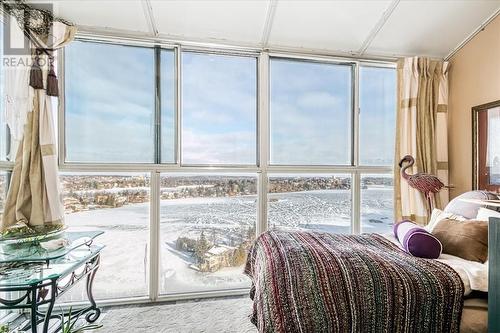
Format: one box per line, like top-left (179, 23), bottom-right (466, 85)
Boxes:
top-left (398, 155), bottom-right (445, 213)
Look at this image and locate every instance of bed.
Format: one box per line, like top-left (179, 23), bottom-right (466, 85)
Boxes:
top-left (244, 191), bottom-right (492, 333)
top-left (379, 233), bottom-right (488, 333)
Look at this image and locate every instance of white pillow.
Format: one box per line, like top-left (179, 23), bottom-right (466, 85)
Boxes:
top-left (425, 208), bottom-right (467, 232)
top-left (475, 207), bottom-right (500, 221)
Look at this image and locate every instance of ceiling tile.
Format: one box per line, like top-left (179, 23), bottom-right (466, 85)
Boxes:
top-left (367, 0), bottom-right (500, 58)
top-left (23, 0), bottom-right (500, 59)
top-left (267, 0), bottom-right (393, 53)
top-left (49, 0), bottom-right (149, 33)
top-left (150, 0), bottom-right (270, 44)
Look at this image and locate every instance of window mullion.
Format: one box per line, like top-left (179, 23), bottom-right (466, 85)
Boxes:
top-left (352, 171), bottom-right (361, 234)
top-left (352, 62), bottom-right (361, 234)
top-left (175, 46), bottom-right (182, 166)
top-left (257, 52), bottom-right (269, 236)
top-left (149, 170), bottom-right (160, 301)
top-left (257, 172), bottom-right (268, 236)
top-left (154, 46), bottom-right (162, 164)
top-left (353, 61), bottom-right (360, 167)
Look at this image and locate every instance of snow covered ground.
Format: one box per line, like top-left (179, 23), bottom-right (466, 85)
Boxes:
top-left (60, 185), bottom-right (393, 302)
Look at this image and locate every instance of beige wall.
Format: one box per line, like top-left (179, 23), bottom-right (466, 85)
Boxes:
top-left (448, 15), bottom-right (500, 198)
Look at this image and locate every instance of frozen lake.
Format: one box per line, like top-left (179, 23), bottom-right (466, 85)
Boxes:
top-left (60, 186), bottom-right (393, 301)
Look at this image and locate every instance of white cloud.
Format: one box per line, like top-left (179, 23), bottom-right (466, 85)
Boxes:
top-left (296, 92), bottom-right (340, 110)
top-left (66, 111), bottom-right (154, 163)
top-left (182, 129), bottom-right (256, 165)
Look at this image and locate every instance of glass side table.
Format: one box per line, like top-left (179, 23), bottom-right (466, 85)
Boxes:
top-left (0, 231), bottom-right (104, 333)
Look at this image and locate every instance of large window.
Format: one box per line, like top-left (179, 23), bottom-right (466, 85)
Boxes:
top-left (0, 22), bottom-right (8, 162)
top-left (361, 174), bottom-right (394, 233)
top-left (159, 174), bottom-right (256, 294)
top-left (181, 52), bottom-right (257, 165)
top-left (62, 40), bottom-right (396, 302)
top-left (269, 174), bottom-right (351, 233)
top-left (0, 171), bottom-right (7, 220)
top-left (0, 23), bottom-right (4, 161)
top-left (0, 24), bottom-right (11, 225)
top-left (270, 59), bottom-right (352, 165)
top-left (359, 66), bottom-right (396, 165)
top-left (65, 41), bottom-right (156, 163)
top-left (59, 173), bottom-right (150, 301)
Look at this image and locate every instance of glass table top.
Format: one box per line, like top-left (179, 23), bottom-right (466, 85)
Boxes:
top-left (0, 244), bottom-right (104, 287)
top-left (0, 231), bottom-right (103, 263)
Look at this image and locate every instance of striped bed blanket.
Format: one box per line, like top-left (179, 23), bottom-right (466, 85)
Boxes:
top-left (244, 231), bottom-right (464, 333)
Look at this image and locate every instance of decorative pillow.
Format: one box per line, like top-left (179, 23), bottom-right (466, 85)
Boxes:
top-left (475, 207), bottom-right (500, 221)
top-left (394, 220), bottom-right (442, 259)
top-left (431, 218), bottom-right (488, 263)
top-left (425, 208), bottom-right (467, 232)
top-left (444, 190), bottom-right (499, 219)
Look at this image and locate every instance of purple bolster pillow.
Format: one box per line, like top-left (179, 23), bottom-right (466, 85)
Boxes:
top-left (393, 220), bottom-right (442, 259)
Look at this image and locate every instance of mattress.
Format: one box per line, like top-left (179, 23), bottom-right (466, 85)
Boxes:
top-left (460, 298), bottom-right (488, 333)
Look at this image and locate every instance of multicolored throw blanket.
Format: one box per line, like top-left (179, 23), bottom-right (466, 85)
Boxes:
top-left (244, 231), bottom-right (464, 333)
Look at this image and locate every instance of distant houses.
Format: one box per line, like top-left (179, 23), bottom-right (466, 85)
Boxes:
top-left (177, 230), bottom-right (251, 273)
top-left (61, 175), bottom-right (390, 215)
top-left (198, 245), bottom-right (237, 272)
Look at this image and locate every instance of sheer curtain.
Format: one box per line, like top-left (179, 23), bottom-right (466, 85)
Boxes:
top-left (394, 57), bottom-right (450, 225)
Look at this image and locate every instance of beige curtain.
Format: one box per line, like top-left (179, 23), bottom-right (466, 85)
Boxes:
top-left (394, 57), bottom-right (449, 225)
top-left (1, 14), bottom-right (76, 230)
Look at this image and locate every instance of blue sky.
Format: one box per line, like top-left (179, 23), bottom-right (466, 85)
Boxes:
top-left (359, 66), bottom-right (396, 165)
top-left (270, 59), bottom-right (352, 165)
top-left (65, 41), bottom-right (395, 166)
top-left (65, 41), bottom-right (155, 163)
top-left (181, 52), bottom-right (256, 165)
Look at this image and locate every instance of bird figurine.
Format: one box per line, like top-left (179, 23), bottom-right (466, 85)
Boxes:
top-left (398, 155), bottom-right (445, 213)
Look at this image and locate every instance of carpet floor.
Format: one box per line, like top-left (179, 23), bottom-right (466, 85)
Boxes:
top-left (96, 296), bottom-right (257, 333)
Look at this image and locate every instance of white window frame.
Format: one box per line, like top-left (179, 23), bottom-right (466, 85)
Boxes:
top-left (57, 35), bottom-right (396, 307)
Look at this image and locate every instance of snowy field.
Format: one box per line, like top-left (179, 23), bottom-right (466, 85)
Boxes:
top-left (60, 186), bottom-right (393, 302)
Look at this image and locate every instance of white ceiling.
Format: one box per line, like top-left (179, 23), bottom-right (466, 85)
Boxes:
top-left (268, 0), bottom-right (393, 53)
top-left (37, 0), bottom-right (500, 58)
top-left (151, 1), bottom-right (270, 44)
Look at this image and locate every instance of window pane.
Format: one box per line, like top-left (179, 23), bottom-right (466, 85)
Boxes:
top-left (0, 23), bottom-right (7, 161)
top-left (359, 66), bottom-right (396, 165)
top-left (60, 173), bottom-right (150, 301)
top-left (361, 174), bottom-right (394, 234)
top-left (270, 59), bottom-right (352, 165)
top-left (268, 174), bottom-right (352, 233)
top-left (159, 174), bottom-right (256, 294)
top-left (161, 49), bottom-right (176, 163)
top-left (0, 171), bottom-right (7, 220)
top-left (181, 52), bottom-right (257, 165)
top-left (487, 108), bottom-right (500, 186)
top-left (65, 41), bottom-right (155, 163)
